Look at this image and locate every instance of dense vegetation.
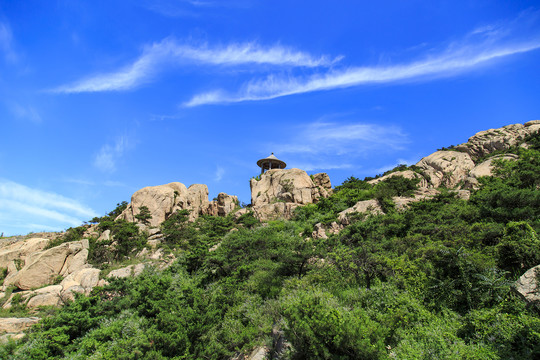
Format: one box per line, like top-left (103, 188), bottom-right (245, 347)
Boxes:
top-left (1, 133), bottom-right (540, 359)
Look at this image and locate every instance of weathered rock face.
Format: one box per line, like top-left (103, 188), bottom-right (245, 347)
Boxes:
top-left (335, 188), bottom-right (441, 230)
top-left (367, 170), bottom-right (422, 185)
top-left (456, 121), bottom-right (540, 161)
top-left (0, 237), bottom-right (49, 268)
top-left (469, 154), bottom-right (519, 178)
top-left (251, 169), bottom-right (329, 207)
top-left (107, 263), bottom-right (145, 279)
top-left (119, 182), bottom-right (239, 228)
top-left (416, 151), bottom-right (476, 188)
top-left (4, 240), bottom-right (89, 291)
top-left (2, 267), bottom-right (102, 310)
top-left (250, 169), bottom-right (331, 220)
top-left (311, 222), bottom-right (342, 239)
top-left (0, 317), bottom-right (40, 334)
top-left (204, 193), bottom-right (239, 217)
top-left (119, 182), bottom-right (211, 227)
top-left (515, 265), bottom-right (540, 305)
top-left (338, 199), bottom-right (383, 226)
top-left (252, 203), bottom-right (301, 221)
top-left (311, 172), bottom-right (332, 197)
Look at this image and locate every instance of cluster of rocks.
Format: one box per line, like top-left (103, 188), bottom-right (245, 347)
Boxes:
top-left (0, 234), bottom-right (169, 341)
top-left (248, 169), bottom-right (332, 221)
top-left (0, 238), bottom-right (104, 309)
top-left (119, 182), bottom-right (238, 228)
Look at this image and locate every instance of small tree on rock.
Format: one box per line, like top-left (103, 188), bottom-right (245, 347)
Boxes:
top-left (135, 205), bottom-right (152, 226)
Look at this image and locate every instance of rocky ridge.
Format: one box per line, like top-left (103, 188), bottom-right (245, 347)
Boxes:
top-left (1, 120), bottom-right (539, 342)
top-left (312, 121), bottom-right (540, 238)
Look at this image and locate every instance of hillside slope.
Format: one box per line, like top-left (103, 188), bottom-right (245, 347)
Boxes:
top-left (1, 121), bottom-right (540, 359)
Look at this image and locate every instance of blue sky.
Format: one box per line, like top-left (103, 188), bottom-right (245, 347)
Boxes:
top-left (1, 1), bottom-right (540, 236)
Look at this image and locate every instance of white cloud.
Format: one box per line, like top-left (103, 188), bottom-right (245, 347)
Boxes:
top-left (276, 121), bottom-right (408, 156)
top-left (52, 39), bottom-right (340, 93)
top-left (94, 136), bottom-right (130, 172)
top-left (214, 166), bottom-right (225, 182)
top-left (0, 179), bottom-right (98, 235)
top-left (9, 102), bottom-right (42, 123)
top-left (184, 15), bottom-right (540, 106)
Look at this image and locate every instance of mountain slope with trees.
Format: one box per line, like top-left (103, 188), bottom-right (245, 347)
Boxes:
top-left (1, 123), bottom-right (540, 359)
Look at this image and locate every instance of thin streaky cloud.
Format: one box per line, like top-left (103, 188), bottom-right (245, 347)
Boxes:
top-left (52, 39), bottom-right (341, 93)
top-left (0, 179), bottom-right (97, 219)
top-left (275, 121), bottom-right (408, 156)
top-left (184, 10), bottom-right (540, 107)
top-left (184, 39), bottom-right (540, 107)
top-left (1, 200), bottom-right (83, 226)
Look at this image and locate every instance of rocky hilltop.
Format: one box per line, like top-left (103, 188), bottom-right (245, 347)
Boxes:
top-left (1, 120), bottom-right (539, 346)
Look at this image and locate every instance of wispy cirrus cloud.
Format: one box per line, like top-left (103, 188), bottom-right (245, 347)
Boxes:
top-left (52, 39), bottom-right (341, 93)
top-left (214, 166), bottom-right (225, 182)
top-left (94, 136), bottom-right (131, 172)
top-left (0, 179), bottom-right (97, 235)
top-left (267, 120), bottom-right (409, 171)
top-left (8, 102), bottom-right (42, 123)
top-left (184, 12), bottom-right (540, 106)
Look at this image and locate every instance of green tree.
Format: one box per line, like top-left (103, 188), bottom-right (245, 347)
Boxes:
top-left (135, 205), bottom-right (152, 226)
top-left (496, 221), bottom-right (540, 273)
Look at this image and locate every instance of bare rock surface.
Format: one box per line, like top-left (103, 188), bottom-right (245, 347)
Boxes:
top-left (469, 154), bottom-right (519, 178)
top-left (0, 333), bottom-right (26, 343)
top-left (251, 169), bottom-right (319, 207)
top-left (455, 122), bottom-right (540, 161)
top-left (312, 222), bottom-right (342, 239)
top-left (0, 237), bottom-right (49, 268)
top-left (250, 169), bottom-right (330, 220)
top-left (368, 170), bottom-right (422, 185)
top-left (0, 317), bottom-right (40, 334)
top-left (311, 172), bottom-right (332, 196)
top-left (416, 151), bottom-right (475, 188)
top-left (107, 263), bottom-right (146, 279)
top-left (252, 203), bottom-right (301, 221)
top-left (119, 182), bottom-right (211, 227)
top-left (338, 199), bottom-right (383, 226)
top-left (4, 240), bottom-right (89, 291)
top-left (515, 265), bottom-right (540, 304)
top-left (204, 193), bottom-right (239, 217)
top-left (26, 285), bottom-right (63, 308)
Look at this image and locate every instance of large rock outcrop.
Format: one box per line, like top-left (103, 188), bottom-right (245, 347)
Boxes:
top-left (250, 169), bottom-right (330, 220)
top-left (204, 193), bottom-right (239, 217)
top-left (0, 238), bottom-right (49, 269)
top-left (119, 183), bottom-right (239, 228)
top-left (456, 121), bottom-right (540, 161)
top-left (371, 121), bottom-right (540, 191)
top-left (416, 151), bottom-right (476, 188)
top-left (4, 240), bottom-right (90, 291)
top-left (119, 182), bottom-right (211, 227)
